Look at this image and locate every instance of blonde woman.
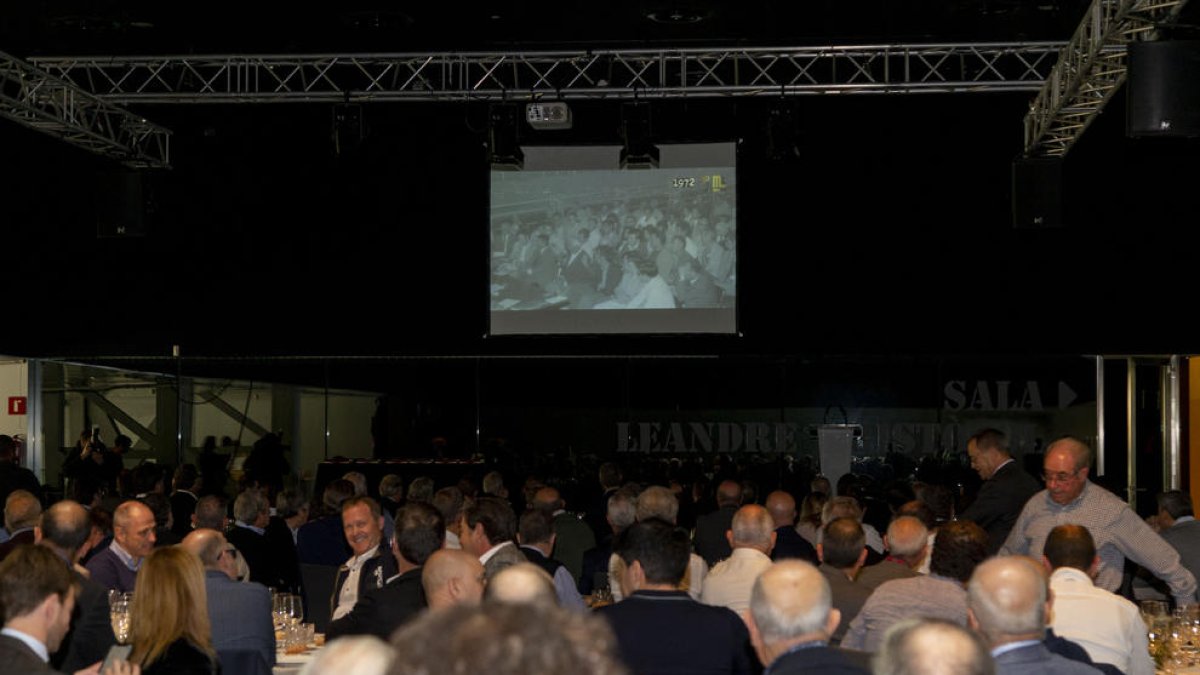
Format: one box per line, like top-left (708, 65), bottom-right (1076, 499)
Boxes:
top-left (129, 546), bottom-right (219, 675)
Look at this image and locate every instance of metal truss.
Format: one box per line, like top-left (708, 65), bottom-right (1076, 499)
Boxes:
top-left (0, 50), bottom-right (170, 168)
top-left (28, 43), bottom-right (1066, 104)
top-left (1024, 0), bottom-right (1193, 157)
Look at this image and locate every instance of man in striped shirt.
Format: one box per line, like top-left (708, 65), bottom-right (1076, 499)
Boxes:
top-left (1000, 436), bottom-right (1197, 606)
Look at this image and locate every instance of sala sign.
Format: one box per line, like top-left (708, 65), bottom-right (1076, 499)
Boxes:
top-left (943, 380), bottom-right (1078, 412)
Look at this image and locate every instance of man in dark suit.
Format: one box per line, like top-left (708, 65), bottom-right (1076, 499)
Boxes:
top-left (331, 496), bottom-right (397, 621)
top-left (531, 486), bottom-right (595, 586)
top-left (0, 545), bottom-right (136, 675)
top-left (968, 556), bottom-right (1102, 675)
top-left (745, 560), bottom-right (869, 675)
top-left (0, 489), bottom-right (41, 562)
top-left (225, 489), bottom-right (284, 588)
top-left (327, 502), bottom-right (443, 640)
top-left (169, 464), bottom-right (200, 537)
top-left (694, 480), bottom-right (742, 566)
top-left (596, 519), bottom-right (754, 675)
top-left (39, 500), bottom-right (117, 673)
top-left (182, 528), bottom-right (275, 669)
top-left (960, 428), bottom-right (1040, 554)
top-left (765, 490), bottom-right (818, 564)
top-left (459, 496), bottom-right (526, 581)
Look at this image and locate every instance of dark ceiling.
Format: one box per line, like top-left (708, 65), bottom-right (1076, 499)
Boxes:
top-left (3, 1), bottom-right (1098, 57)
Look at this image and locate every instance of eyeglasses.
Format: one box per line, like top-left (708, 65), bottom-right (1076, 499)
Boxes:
top-left (222, 547), bottom-right (238, 559)
top-left (1042, 469), bottom-right (1082, 484)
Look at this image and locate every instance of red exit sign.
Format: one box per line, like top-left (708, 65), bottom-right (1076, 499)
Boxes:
top-left (8, 397), bottom-right (26, 415)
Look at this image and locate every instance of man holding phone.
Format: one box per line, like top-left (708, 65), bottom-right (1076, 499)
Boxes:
top-left (0, 544), bottom-right (138, 675)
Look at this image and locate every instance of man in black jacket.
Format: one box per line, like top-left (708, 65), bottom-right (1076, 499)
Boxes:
top-left (327, 502), bottom-right (443, 640)
top-left (331, 497), bottom-right (398, 621)
top-left (960, 428), bottom-right (1040, 554)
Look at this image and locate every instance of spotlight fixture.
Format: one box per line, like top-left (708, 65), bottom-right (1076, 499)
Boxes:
top-left (765, 101), bottom-right (801, 162)
top-left (331, 104), bottom-right (364, 157)
top-left (619, 102), bottom-right (659, 169)
top-left (488, 104), bottom-right (524, 170)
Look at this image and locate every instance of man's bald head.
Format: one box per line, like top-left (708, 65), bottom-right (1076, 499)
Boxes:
top-left (485, 562), bottom-right (557, 608)
top-left (716, 480), bottom-right (742, 507)
top-left (875, 618), bottom-right (994, 675)
top-left (182, 528), bottom-right (237, 579)
top-left (532, 486), bottom-right (564, 511)
top-left (730, 504), bottom-right (776, 552)
top-left (886, 516), bottom-right (929, 560)
top-left (750, 560), bottom-right (835, 644)
top-left (423, 549), bottom-right (485, 610)
top-left (765, 491), bottom-right (797, 527)
top-left (113, 500), bottom-right (157, 559)
top-left (5, 489), bottom-right (42, 532)
top-left (967, 556), bottom-right (1047, 646)
top-left (38, 500), bottom-right (91, 556)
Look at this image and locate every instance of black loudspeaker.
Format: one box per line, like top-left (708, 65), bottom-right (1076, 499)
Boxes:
top-left (1127, 40), bottom-right (1200, 138)
top-left (1012, 157), bottom-right (1064, 229)
top-left (95, 170), bottom-right (153, 238)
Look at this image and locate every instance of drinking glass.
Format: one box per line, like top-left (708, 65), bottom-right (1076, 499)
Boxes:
top-left (287, 593), bottom-right (304, 626)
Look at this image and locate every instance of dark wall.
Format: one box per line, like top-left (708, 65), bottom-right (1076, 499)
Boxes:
top-left (2, 91), bottom-right (1197, 359)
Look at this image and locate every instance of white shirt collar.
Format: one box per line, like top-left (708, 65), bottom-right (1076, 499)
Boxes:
top-left (1177, 516), bottom-right (1196, 524)
top-left (991, 639), bottom-right (1041, 658)
top-left (1, 627), bottom-right (49, 662)
top-left (345, 544), bottom-right (380, 571)
top-left (1049, 566), bottom-right (1093, 586)
top-left (479, 541), bottom-right (512, 565)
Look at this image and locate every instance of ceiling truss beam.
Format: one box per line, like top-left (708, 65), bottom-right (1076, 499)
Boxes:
top-left (29, 43), bottom-right (1066, 104)
top-left (1023, 0), bottom-right (1193, 157)
top-left (0, 50), bottom-right (170, 168)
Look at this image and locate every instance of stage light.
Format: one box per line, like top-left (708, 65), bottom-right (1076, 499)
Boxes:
top-left (488, 104), bottom-right (524, 170)
top-left (619, 102), bottom-right (659, 169)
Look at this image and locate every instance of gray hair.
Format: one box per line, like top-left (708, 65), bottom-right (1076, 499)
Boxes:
top-left (874, 618), bottom-right (994, 675)
top-left (635, 486), bottom-right (678, 524)
top-left (607, 492), bottom-right (637, 531)
top-left (342, 471), bottom-right (369, 497)
top-left (749, 560), bottom-right (831, 643)
top-left (730, 505), bottom-right (775, 549)
top-left (966, 556), bottom-right (1046, 644)
top-left (233, 490), bottom-right (268, 524)
top-left (300, 635), bottom-right (393, 675)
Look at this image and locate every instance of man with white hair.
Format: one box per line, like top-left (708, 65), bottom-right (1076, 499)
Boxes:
top-left (967, 557), bottom-right (1101, 675)
top-left (873, 618), bottom-right (994, 675)
top-left (858, 516), bottom-right (928, 590)
top-left (701, 505), bottom-right (776, 613)
top-left (746, 560), bottom-right (869, 674)
top-left (610, 486), bottom-right (708, 600)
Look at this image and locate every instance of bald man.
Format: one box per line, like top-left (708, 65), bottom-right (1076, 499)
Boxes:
top-left (700, 505), bottom-right (776, 613)
top-left (532, 486), bottom-right (595, 585)
top-left (746, 560), bottom-right (869, 675)
top-left (422, 549), bottom-right (486, 611)
top-left (485, 562), bottom-right (558, 608)
top-left (874, 618), bottom-right (993, 675)
top-left (968, 556), bottom-right (1101, 675)
top-left (1000, 436), bottom-right (1197, 605)
top-left (765, 491), bottom-right (817, 564)
top-left (858, 516), bottom-right (928, 590)
top-left (182, 528), bottom-right (275, 668)
top-left (0, 489), bottom-right (42, 562)
top-left (695, 480), bottom-right (743, 566)
top-left (85, 500), bottom-right (156, 592)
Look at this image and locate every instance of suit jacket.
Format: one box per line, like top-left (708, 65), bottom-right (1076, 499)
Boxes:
top-left (596, 590), bottom-right (755, 675)
top-left (225, 525), bottom-right (283, 589)
top-left (169, 491), bottom-right (198, 537)
top-left (297, 515), bottom-right (351, 567)
top-left (855, 558), bottom-right (918, 592)
top-left (959, 460), bottom-right (1041, 554)
top-left (993, 642), bottom-right (1103, 675)
top-left (551, 511), bottom-right (596, 584)
top-left (53, 570), bottom-right (117, 672)
top-left (772, 526), bottom-right (819, 565)
top-left (0, 634), bottom-right (57, 675)
top-left (331, 546), bottom-right (398, 618)
top-left (1161, 518), bottom-right (1200, 598)
top-left (204, 570), bottom-right (275, 668)
top-left (482, 541), bottom-right (527, 580)
top-left (265, 516), bottom-right (302, 592)
top-left (766, 645), bottom-right (871, 675)
top-left (326, 567), bottom-right (425, 641)
top-left (694, 505), bottom-right (738, 566)
top-left (0, 529), bottom-right (35, 563)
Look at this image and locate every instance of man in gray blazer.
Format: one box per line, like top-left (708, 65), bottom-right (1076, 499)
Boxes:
top-left (967, 556), bottom-right (1101, 675)
top-left (1156, 490), bottom-right (1200, 596)
top-left (183, 528), bottom-right (275, 669)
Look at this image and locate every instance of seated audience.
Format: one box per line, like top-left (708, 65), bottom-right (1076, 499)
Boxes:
top-left (967, 556), bottom-right (1101, 674)
top-left (857, 516), bottom-right (928, 590)
top-left (596, 518), bottom-right (754, 675)
top-left (485, 562), bottom-right (559, 607)
top-left (1153, 490), bottom-right (1200, 592)
top-left (421, 549), bottom-right (486, 611)
top-left (843, 520), bottom-right (988, 652)
top-left (181, 528), bottom-right (274, 669)
top-left (129, 546), bottom-right (220, 675)
top-left (532, 485), bottom-right (596, 585)
top-left (0, 489), bottom-right (42, 559)
top-left (873, 618), bottom-right (994, 675)
top-left (694, 480), bottom-right (742, 566)
top-left (817, 517), bottom-right (873, 645)
top-left (1042, 524), bottom-right (1152, 675)
top-left (580, 490), bottom-right (636, 595)
top-left (332, 496), bottom-right (397, 621)
top-left (701, 504), bottom-right (776, 614)
top-left (225, 489), bottom-right (282, 588)
top-left (517, 508), bottom-right (586, 610)
top-left (431, 487), bottom-right (465, 550)
top-left (328, 502), bottom-right (444, 640)
top-left (297, 480), bottom-right (355, 566)
top-left (766, 490), bottom-right (818, 564)
top-left (389, 602), bottom-right (626, 675)
top-left (86, 500), bottom-right (157, 593)
top-left (299, 635), bottom-right (393, 675)
top-left (610, 486), bottom-right (708, 600)
top-left (169, 464), bottom-right (200, 537)
top-left (460, 496), bottom-right (525, 580)
top-left (746, 559), bottom-right (870, 674)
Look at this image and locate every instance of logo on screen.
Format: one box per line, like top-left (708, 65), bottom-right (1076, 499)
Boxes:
top-left (709, 174), bottom-right (727, 192)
